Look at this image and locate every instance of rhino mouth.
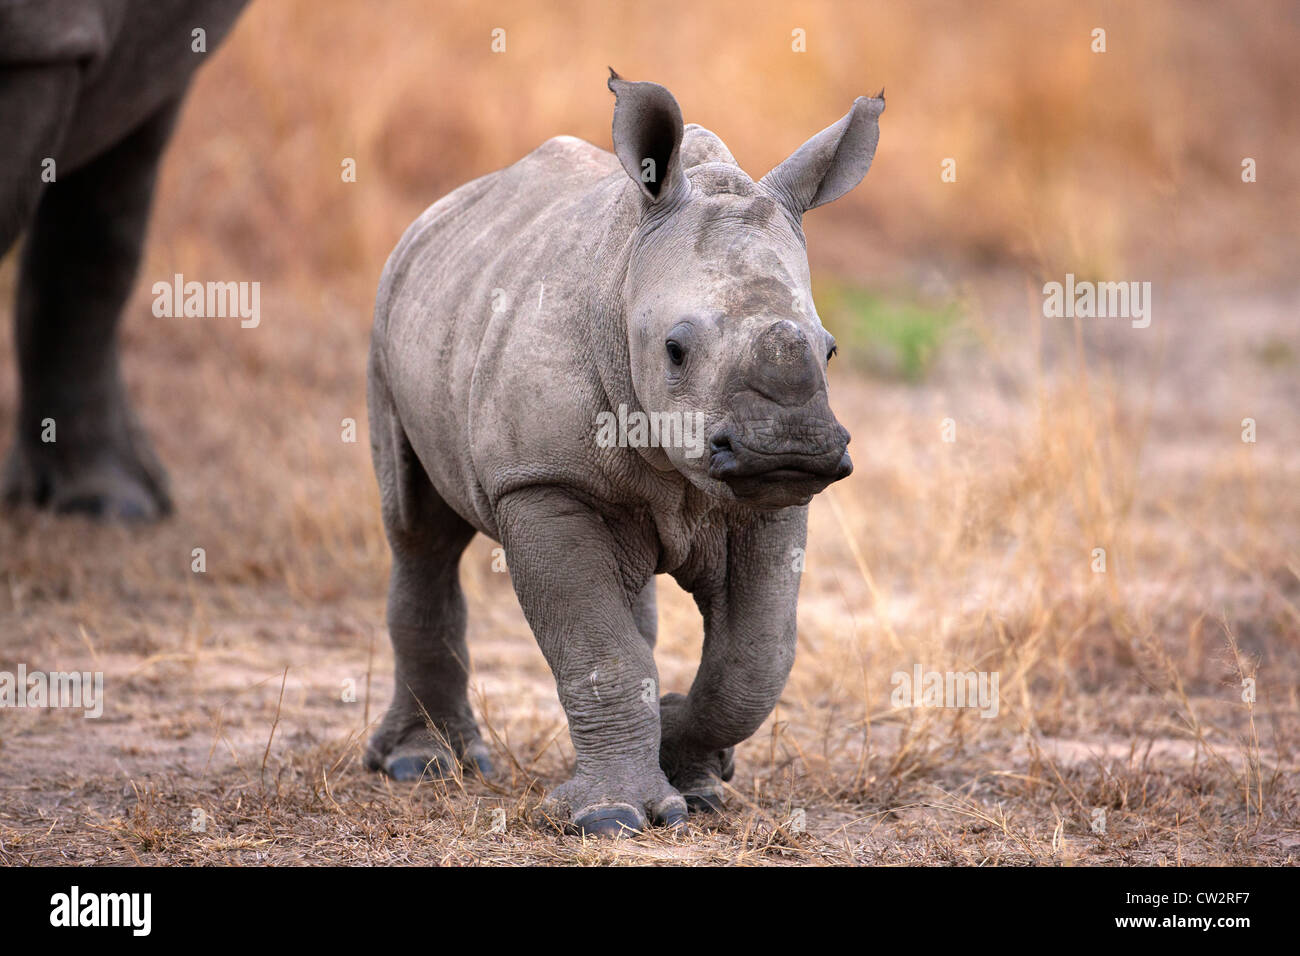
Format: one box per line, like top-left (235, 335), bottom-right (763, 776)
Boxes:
top-left (707, 424), bottom-right (852, 505)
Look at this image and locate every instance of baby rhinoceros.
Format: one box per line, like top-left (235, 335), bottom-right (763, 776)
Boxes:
top-left (366, 71), bottom-right (883, 837)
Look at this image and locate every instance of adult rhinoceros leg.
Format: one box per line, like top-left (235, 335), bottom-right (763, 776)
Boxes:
top-left (2, 97), bottom-right (182, 520)
top-left (0, 65), bottom-right (78, 259)
top-left (662, 507), bottom-right (807, 812)
top-left (364, 363), bottom-right (491, 781)
top-left (498, 486), bottom-right (687, 837)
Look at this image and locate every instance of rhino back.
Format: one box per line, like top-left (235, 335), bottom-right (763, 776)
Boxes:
top-left (375, 135), bottom-right (644, 538)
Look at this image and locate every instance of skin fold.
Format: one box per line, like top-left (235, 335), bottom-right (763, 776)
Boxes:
top-left (369, 71), bottom-right (884, 837)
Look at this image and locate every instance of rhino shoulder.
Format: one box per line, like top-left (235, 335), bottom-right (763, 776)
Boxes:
top-left (528, 134), bottom-right (619, 175)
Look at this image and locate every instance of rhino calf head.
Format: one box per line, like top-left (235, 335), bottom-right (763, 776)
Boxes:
top-left (610, 70), bottom-right (879, 509)
top-left (367, 72), bottom-right (884, 838)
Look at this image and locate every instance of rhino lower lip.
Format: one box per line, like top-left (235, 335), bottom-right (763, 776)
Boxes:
top-left (708, 452), bottom-right (852, 486)
top-left (720, 470), bottom-right (835, 506)
top-left (745, 467), bottom-right (823, 481)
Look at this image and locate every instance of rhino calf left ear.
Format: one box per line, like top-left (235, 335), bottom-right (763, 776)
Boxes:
top-left (761, 91), bottom-right (885, 217)
top-left (608, 68), bottom-right (688, 204)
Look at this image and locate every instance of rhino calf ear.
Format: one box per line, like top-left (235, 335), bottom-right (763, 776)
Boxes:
top-left (761, 91), bottom-right (884, 217)
top-left (608, 68), bottom-right (687, 204)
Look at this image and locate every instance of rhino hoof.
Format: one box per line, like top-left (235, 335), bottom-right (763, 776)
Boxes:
top-left (383, 754), bottom-right (454, 781)
top-left (57, 493), bottom-right (159, 522)
top-left (3, 448), bottom-right (171, 523)
top-left (683, 791), bottom-right (725, 814)
top-left (466, 752), bottom-right (494, 777)
top-left (657, 805), bottom-right (689, 830)
top-left (570, 804), bottom-right (645, 838)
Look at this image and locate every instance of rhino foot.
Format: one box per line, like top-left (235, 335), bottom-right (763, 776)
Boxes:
top-left (364, 723), bottom-right (493, 782)
top-left (667, 752), bottom-right (733, 815)
top-left (659, 692), bottom-right (736, 814)
top-left (2, 430), bottom-right (172, 522)
top-left (541, 772), bottom-right (687, 838)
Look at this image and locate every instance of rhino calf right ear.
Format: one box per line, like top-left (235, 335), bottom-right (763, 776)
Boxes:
top-left (761, 91), bottom-right (885, 218)
top-left (608, 68), bottom-right (688, 204)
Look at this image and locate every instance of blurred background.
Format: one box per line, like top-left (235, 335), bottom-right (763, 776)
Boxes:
top-left (153, 0), bottom-right (1300, 293)
top-left (1, 0), bottom-right (1297, 863)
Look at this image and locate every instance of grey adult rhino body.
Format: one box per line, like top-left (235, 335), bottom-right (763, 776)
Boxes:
top-left (1, 0), bottom-right (247, 518)
top-left (368, 72), bottom-right (883, 836)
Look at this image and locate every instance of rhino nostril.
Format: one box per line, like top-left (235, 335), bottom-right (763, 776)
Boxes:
top-left (708, 431), bottom-right (734, 455)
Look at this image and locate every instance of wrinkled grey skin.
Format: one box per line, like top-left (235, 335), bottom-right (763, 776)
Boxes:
top-left (0, 0), bottom-right (247, 519)
top-left (368, 72), bottom-right (883, 837)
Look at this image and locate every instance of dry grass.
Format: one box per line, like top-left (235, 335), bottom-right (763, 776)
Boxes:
top-left (1, 0), bottom-right (1298, 865)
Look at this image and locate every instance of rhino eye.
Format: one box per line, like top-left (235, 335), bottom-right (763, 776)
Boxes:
top-left (666, 340), bottom-right (685, 366)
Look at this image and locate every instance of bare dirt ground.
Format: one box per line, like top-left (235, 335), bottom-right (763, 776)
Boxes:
top-left (1, 266), bottom-right (1295, 865)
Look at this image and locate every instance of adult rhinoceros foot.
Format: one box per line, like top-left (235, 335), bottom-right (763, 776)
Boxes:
top-left (2, 415), bottom-right (172, 522)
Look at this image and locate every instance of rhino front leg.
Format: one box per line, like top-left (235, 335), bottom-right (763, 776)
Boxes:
top-left (663, 508), bottom-right (807, 812)
top-left (498, 487), bottom-right (687, 837)
top-left (2, 97), bottom-right (182, 520)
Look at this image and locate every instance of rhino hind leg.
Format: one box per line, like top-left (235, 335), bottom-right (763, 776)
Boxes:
top-left (0, 65), bottom-right (79, 258)
top-left (2, 97), bottom-right (182, 520)
top-left (364, 375), bottom-right (492, 781)
top-left (365, 534), bottom-right (493, 782)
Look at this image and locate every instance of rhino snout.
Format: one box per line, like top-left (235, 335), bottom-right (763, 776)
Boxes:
top-left (707, 419), bottom-right (852, 504)
top-left (698, 319), bottom-right (854, 504)
top-left (749, 319), bottom-right (822, 406)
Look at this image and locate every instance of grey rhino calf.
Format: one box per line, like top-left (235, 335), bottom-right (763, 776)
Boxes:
top-left (366, 71), bottom-right (883, 836)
